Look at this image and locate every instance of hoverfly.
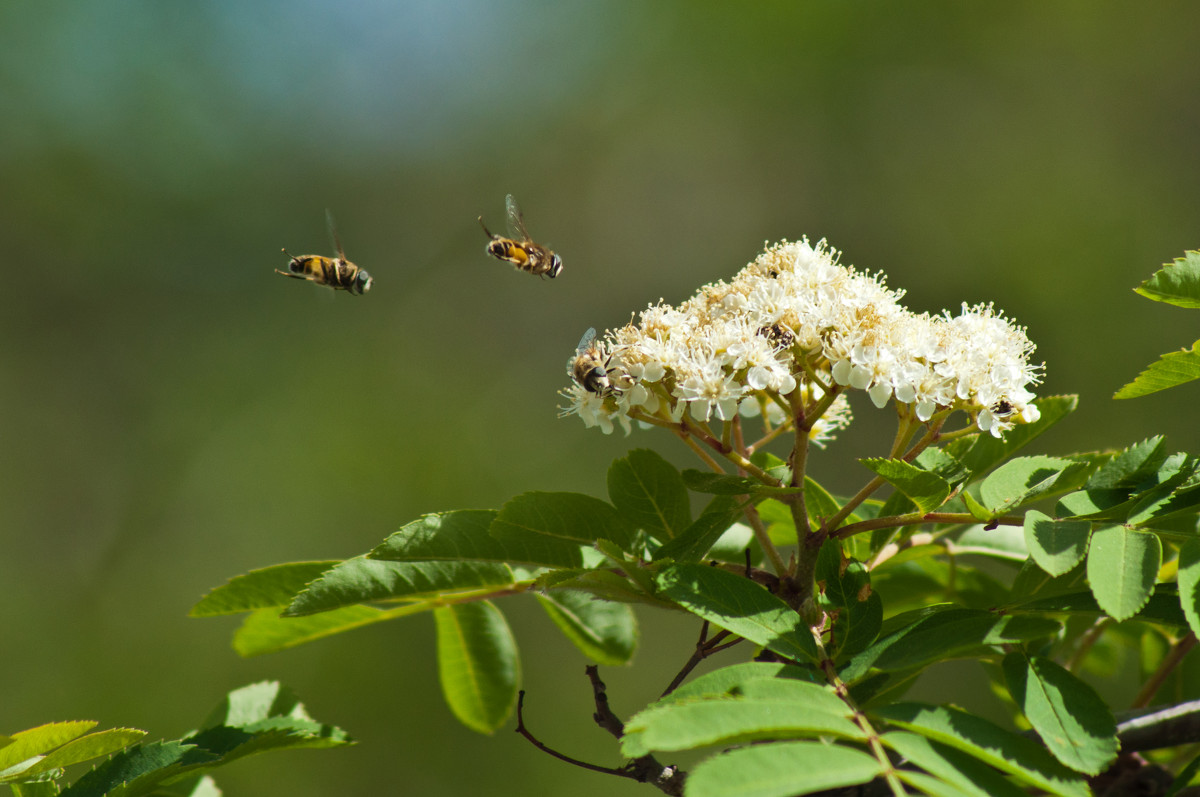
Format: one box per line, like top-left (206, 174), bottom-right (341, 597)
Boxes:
top-left (478, 194), bottom-right (562, 279)
top-left (276, 210), bottom-right (373, 295)
top-left (570, 327), bottom-right (611, 396)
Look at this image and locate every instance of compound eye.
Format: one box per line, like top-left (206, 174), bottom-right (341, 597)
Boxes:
top-left (548, 256), bottom-right (563, 278)
top-left (356, 272), bottom-right (373, 294)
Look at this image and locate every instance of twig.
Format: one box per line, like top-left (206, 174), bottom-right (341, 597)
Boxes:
top-left (514, 681), bottom-right (687, 795)
top-left (586, 666), bottom-right (688, 795)
top-left (514, 690), bottom-right (629, 778)
top-left (660, 623), bottom-right (738, 698)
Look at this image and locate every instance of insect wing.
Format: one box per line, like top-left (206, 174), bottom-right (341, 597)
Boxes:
top-left (575, 327), bottom-right (597, 355)
top-left (325, 209), bottom-right (347, 261)
top-left (504, 194), bottom-right (532, 242)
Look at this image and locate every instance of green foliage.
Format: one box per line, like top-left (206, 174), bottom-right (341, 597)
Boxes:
top-left (434, 602), bottom-right (518, 734)
top-left (0, 683), bottom-right (349, 796)
top-left (1117, 251), bottom-right (1200, 397)
top-left (183, 251), bottom-right (1200, 795)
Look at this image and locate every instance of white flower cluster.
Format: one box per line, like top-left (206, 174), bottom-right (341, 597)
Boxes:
top-left (562, 239), bottom-right (1042, 439)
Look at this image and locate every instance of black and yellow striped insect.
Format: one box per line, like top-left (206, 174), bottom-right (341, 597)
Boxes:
top-left (570, 327), bottom-right (612, 396)
top-left (478, 194), bottom-right (562, 279)
top-left (277, 210), bottom-right (373, 295)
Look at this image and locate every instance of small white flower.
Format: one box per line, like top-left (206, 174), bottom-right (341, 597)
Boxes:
top-left (561, 237), bottom-right (1040, 441)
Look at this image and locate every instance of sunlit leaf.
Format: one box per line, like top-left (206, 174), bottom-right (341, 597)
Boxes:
top-left (0, 722), bottom-right (97, 774)
top-left (661, 662), bottom-right (817, 704)
top-left (1133, 250), bottom-right (1200, 308)
top-left (607, 449), bottom-right (691, 541)
top-left (839, 607), bottom-right (1060, 682)
top-left (284, 557), bottom-right (520, 616)
top-left (537, 590), bottom-right (637, 666)
top-left (882, 732), bottom-right (1028, 797)
top-left (875, 703), bottom-right (1088, 796)
top-left (686, 741), bottom-right (881, 797)
top-left (190, 562), bottom-right (340, 616)
top-left (17, 729), bottom-right (148, 778)
top-left (655, 564), bottom-right (818, 664)
top-left (369, 510), bottom-right (505, 561)
top-left (860, 458), bottom-right (951, 515)
top-left (979, 456), bottom-right (1075, 514)
top-left (1002, 653), bottom-right (1117, 775)
top-left (1024, 511), bottom-right (1090, 577)
top-left (490, 492), bottom-right (629, 565)
top-left (653, 495), bottom-right (743, 563)
top-left (622, 678), bottom-right (862, 758)
top-left (1086, 526), bottom-right (1161, 621)
top-left (1176, 537), bottom-right (1200, 637)
top-left (1115, 341), bottom-right (1200, 399)
top-left (434, 601), bottom-right (519, 734)
top-left (234, 604), bottom-right (430, 655)
top-left (1086, 437), bottom-right (1167, 490)
top-left (59, 683), bottom-right (350, 797)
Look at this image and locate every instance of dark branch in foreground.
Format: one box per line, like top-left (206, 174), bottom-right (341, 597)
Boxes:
top-left (513, 670), bottom-right (686, 796)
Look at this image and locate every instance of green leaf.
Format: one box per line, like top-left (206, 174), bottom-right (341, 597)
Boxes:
top-left (489, 492), bottom-right (631, 565)
top-left (800, 477), bottom-right (844, 530)
top-left (621, 680), bottom-right (862, 758)
top-left (537, 590), bottom-right (637, 666)
top-left (1055, 488), bottom-right (1134, 521)
top-left (1133, 250), bottom-right (1200, 308)
top-left (234, 604), bottom-right (429, 655)
top-left (1086, 526), bottom-right (1162, 620)
top-left (860, 458), bottom-right (951, 515)
top-left (952, 523), bottom-right (1029, 561)
top-left (190, 562), bottom-right (340, 616)
top-left (661, 662), bottom-right (817, 704)
top-left (434, 601), bottom-right (519, 734)
top-left (947, 395), bottom-right (1078, 478)
top-left (60, 683), bottom-right (350, 797)
top-left (1086, 437), bottom-right (1167, 489)
top-left (833, 592), bottom-right (883, 663)
top-left (1177, 537), bottom-right (1200, 637)
top-left (686, 741), bottom-right (882, 797)
top-left (1024, 511), bottom-right (1091, 577)
top-left (368, 510), bottom-right (506, 561)
top-left (0, 722), bottom-right (97, 773)
top-left (1002, 652), bottom-right (1117, 775)
top-left (1008, 585), bottom-right (1188, 628)
top-left (653, 495), bottom-right (742, 563)
top-left (17, 729), bottom-right (148, 779)
top-left (681, 470), bottom-right (799, 496)
top-left (1129, 480), bottom-right (1200, 529)
top-left (655, 564), bottom-right (819, 664)
top-left (1115, 341), bottom-right (1200, 399)
top-left (882, 732), bottom-right (1029, 797)
top-left (838, 607), bottom-right (1061, 683)
top-left (682, 470), bottom-right (766, 494)
top-left (284, 557), bottom-right (520, 616)
top-left (607, 449), bottom-right (691, 541)
top-left (874, 703), bottom-right (1088, 796)
top-left (915, 447), bottom-right (970, 484)
top-left (979, 456), bottom-right (1075, 513)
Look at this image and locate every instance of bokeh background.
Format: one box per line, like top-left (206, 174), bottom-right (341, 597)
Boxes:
top-left (4, 2), bottom-right (1200, 794)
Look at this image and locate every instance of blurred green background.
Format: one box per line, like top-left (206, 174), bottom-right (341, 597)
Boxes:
top-left (4, 2), bottom-right (1200, 794)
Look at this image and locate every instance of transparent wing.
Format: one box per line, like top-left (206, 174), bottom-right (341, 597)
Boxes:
top-left (505, 194), bottom-right (531, 242)
top-left (575, 327), bottom-right (597, 355)
top-left (325, 209), bottom-right (346, 260)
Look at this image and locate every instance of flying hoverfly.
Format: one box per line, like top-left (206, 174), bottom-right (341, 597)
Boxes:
top-left (276, 210), bottom-right (373, 295)
top-left (478, 194), bottom-right (563, 279)
top-left (570, 327), bottom-right (612, 396)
